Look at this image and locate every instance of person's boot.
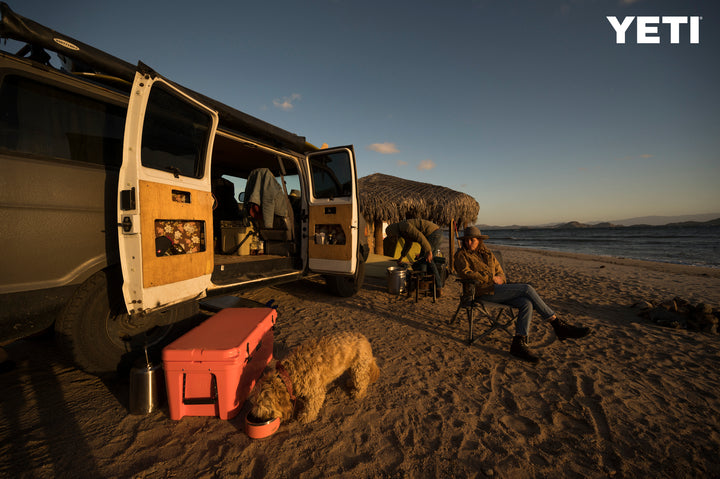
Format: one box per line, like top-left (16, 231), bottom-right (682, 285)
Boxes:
top-left (551, 318), bottom-right (590, 340)
top-left (510, 335), bottom-right (539, 363)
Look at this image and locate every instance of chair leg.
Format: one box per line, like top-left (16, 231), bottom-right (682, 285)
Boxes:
top-left (495, 308), bottom-right (515, 337)
top-left (468, 303), bottom-right (517, 342)
top-left (449, 303), bottom-right (463, 324)
top-left (467, 307), bottom-right (475, 345)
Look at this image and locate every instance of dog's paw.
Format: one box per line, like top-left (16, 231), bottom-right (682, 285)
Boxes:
top-left (350, 387), bottom-right (368, 399)
top-left (297, 411), bottom-right (318, 424)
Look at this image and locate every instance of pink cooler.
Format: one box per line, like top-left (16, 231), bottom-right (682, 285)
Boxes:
top-left (162, 307), bottom-right (276, 420)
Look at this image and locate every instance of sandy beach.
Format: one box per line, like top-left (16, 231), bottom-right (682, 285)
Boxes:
top-left (2, 245), bottom-right (720, 478)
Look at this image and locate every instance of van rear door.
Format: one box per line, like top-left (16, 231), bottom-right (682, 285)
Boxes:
top-left (306, 146), bottom-right (359, 275)
top-left (118, 65), bottom-right (218, 317)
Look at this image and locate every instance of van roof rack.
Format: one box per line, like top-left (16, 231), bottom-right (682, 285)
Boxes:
top-left (0, 2), bottom-right (309, 152)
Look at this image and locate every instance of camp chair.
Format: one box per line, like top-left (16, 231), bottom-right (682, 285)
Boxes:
top-left (449, 251), bottom-right (518, 345)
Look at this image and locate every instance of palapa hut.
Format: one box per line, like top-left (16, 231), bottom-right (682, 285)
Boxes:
top-left (358, 173), bottom-right (479, 270)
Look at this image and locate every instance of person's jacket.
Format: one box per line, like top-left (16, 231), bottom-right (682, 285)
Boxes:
top-left (244, 168), bottom-right (288, 228)
top-left (454, 244), bottom-right (505, 295)
top-left (385, 219), bottom-right (439, 260)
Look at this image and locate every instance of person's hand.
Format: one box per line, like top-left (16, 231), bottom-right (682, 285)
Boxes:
top-left (493, 275), bottom-right (505, 285)
top-left (427, 251), bottom-right (433, 262)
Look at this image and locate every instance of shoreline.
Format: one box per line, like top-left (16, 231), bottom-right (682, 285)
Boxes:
top-left (487, 244), bottom-right (720, 279)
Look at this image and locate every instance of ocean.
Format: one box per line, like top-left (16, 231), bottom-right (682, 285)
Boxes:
top-left (449, 225), bottom-right (720, 268)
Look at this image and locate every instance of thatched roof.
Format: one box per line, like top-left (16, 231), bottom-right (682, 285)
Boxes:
top-left (358, 173), bottom-right (479, 227)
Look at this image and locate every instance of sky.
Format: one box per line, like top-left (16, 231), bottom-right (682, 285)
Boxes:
top-left (6, 0), bottom-right (720, 226)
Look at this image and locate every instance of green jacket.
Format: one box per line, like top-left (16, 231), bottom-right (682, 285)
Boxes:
top-left (385, 219), bottom-right (439, 261)
top-left (453, 244), bottom-right (505, 295)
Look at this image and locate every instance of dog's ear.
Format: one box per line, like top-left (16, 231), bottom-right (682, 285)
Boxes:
top-left (249, 375), bottom-right (279, 420)
top-left (249, 373), bottom-right (269, 404)
top-left (270, 373), bottom-right (295, 421)
top-left (250, 373), bottom-right (294, 421)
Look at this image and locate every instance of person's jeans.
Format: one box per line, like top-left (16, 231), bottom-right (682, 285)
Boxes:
top-left (479, 283), bottom-right (555, 337)
top-left (426, 229), bottom-right (442, 252)
top-left (426, 229), bottom-right (443, 288)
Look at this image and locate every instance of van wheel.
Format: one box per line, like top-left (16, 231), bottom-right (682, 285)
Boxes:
top-left (55, 269), bottom-right (174, 374)
top-left (325, 260), bottom-right (365, 298)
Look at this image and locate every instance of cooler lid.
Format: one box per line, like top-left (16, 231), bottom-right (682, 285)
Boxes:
top-left (162, 307), bottom-right (276, 362)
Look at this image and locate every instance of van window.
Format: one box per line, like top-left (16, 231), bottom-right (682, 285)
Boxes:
top-left (140, 84), bottom-right (212, 179)
top-left (309, 150), bottom-right (353, 199)
top-left (0, 74), bottom-right (125, 166)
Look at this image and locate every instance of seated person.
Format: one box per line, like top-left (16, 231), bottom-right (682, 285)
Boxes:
top-left (454, 226), bottom-right (590, 363)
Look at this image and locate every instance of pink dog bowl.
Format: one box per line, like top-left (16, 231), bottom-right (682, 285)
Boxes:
top-left (245, 412), bottom-right (281, 439)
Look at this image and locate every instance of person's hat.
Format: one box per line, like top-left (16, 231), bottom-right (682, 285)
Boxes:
top-left (459, 226), bottom-right (489, 240)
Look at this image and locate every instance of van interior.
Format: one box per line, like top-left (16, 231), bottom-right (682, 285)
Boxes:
top-left (206, 133), bottom-right (304, 287)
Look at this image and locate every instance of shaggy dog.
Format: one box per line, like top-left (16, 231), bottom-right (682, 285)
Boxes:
top-left (249, 331), bottom-right (380, 423)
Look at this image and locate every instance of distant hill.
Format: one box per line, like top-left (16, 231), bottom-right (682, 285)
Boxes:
top-left (478, 216), bottom-right (720, 230)
top-left (603, 213), bottom-right (720, 226)
top-left (554, 221), bottom-right (620, 229)
top-left (479, 213), bottom-right (720, 229)
top-left (665, 217), bottom-right (720, 227)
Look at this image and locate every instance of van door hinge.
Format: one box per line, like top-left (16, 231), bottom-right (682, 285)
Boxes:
top-left (120, 187), bottom-right (136, 210)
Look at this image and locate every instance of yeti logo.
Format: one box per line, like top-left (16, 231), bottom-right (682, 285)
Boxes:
top-left (607, 16), bottom-right (701, 44)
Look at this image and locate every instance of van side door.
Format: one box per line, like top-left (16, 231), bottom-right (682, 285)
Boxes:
top-left (306, 146), bottom-right (359, 275)
top-left (118, 65), bottom-right (218, 317)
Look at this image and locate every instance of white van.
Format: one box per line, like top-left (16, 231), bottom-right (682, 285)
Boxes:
top-left (0, 3), bottom-right (367, 373)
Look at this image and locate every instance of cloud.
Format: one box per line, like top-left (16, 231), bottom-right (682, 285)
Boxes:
top-left (417, 159), bottom-right (436, 171)
top-left (639, 154), bottom-right (653, 159)
top-left (396, 160), bottom-right (408, 167)
top-left (273, 93), bottom-right (302, 111)
top-left (367, 142), bottom-right (399, 154)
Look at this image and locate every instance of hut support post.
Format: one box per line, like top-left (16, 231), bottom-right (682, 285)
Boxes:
top-left (449, 220), bottom-right (456, 273)
top-left (374, 220), bottom-right (384, 255)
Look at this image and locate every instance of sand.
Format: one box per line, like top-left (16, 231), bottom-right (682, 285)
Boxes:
top-left (1, 245), bottom-right (720, 478)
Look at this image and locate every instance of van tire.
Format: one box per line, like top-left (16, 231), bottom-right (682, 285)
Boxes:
top-left (326, 259), bottom-right (365, 298)
top-left (55, 268), bottom-right (173, 374)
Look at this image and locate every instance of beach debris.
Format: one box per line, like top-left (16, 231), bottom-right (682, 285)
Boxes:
top-left (632, 297), bottom-right (719, 334)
